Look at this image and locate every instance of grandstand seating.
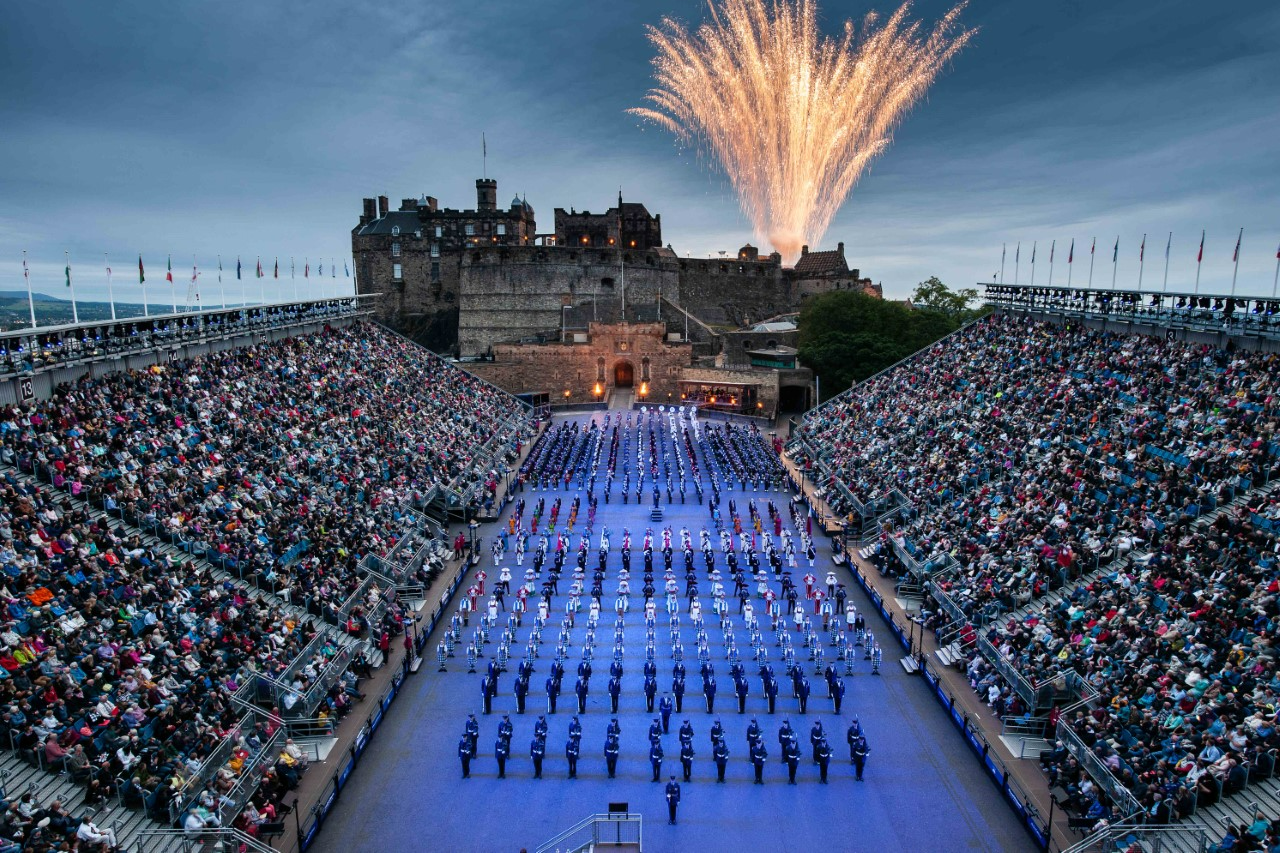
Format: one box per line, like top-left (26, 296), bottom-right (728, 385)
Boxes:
top-left (793, 313), bottom-right (1280, 838)
top-left (0, 320), bottom-right (533, 850)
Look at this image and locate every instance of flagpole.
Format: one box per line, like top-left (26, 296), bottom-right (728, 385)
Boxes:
top-left (259, 257), bottom-right (265, 305)
top-left (218, 256), bottom-right (226, 310)
top-left (1014, 242), bottom-right (1020, 285)
top-left (169, 256), bottom-right (177, 314)
top-left (141, 255), bottom-right (149, 318)
top-left (1138, 234), bottom-right (1146, 291)
top-left (66, 251), bottom-right (79, 324)
top-left (240, 259), bottom-right (247, 310)
top-left (999, 244), bottom-right (1005, 284)
top-left (1162, 232), bottom-right (1172, 292)
top-left (1231, 228), bottom-right (1243, 296)
top-left (1067, 240), bottom-right (1074, 288)
top-left (1273, 244), bottom-right (1279, 299)
top-left (1111, 238), bottom-right (1118, 290)
top-left (1088, 239), bottom-right (1095, 289)
top-left (1030, 241), bottom-right (1036, 286)
top-left (1195, 231), bottom-right (1204, 295)
top-left (1048, 240), bottom-right (1055, 288)
top-left (292, 257), bottom-right (298, 302)
top-left (22, 251), bottom-right (36, 329)
top-left (105, 252), bottom-right (116, 321)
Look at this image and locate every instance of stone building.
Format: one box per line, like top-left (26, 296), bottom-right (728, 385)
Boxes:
top-left (554, 193), bottom-right (663, 250)
top-left (469, 322), bottom-right (691, 407)
top-left (353, 178), bottom-right (880, 356)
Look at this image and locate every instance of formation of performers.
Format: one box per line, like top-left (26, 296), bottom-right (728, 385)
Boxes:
top-left (518, 408), bottom-right (784, 503)
top-left (457, 709), bottom-right (872, 784)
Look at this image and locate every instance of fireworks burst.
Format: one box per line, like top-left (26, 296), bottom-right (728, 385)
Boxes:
top-left (631, 0), bottom-right (975, 263)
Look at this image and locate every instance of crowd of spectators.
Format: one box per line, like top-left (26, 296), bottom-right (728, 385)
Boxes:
top-left (0, 320), bottom-right (530, 848)
top-left (795, 313), bottom-right (1280, 829)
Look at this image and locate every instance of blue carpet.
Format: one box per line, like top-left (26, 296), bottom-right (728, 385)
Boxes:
top-left (311, 414), bottom-right (1035, 853)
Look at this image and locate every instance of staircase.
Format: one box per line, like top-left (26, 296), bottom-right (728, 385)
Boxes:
top-left (535, 813), bottom-right (643, 853)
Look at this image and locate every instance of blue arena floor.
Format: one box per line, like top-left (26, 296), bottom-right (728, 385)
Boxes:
top-left (311, 413), bottom-right (1034, 853)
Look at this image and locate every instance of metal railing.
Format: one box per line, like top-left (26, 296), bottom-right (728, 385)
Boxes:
top-left (1055, 718), bottom-right (1143, 817)
top-left (535, 812), bottom-right (643, 853)
top-left (0, 297), bottom-right (365, 380)
top-left (133, 827), bottom-right (280, 853)
top-left (984, 282), bottom-right (1280, 342)
top-left (1060, 820), bottom-right (1212, 853)
top-left (217, 728), bottom-right (286, 826)
top-left (167, 712), bottom-right (256, 825)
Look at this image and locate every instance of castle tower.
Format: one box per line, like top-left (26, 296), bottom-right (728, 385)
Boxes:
top-left (476, 178), bottom-right (497, 212)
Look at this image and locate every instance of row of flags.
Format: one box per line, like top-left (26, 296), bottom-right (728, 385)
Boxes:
top-left (1000, 229), bottom-right (1280, 296)
top-left (19, 251), bottom-right (355, 329)
top-left (132, 255), bottom-right (350, 283)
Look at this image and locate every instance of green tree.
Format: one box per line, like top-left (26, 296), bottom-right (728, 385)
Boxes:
top-left (797, 289), bottom-right (972, 401)
top-left (911, 276), bottom-right (979, 317)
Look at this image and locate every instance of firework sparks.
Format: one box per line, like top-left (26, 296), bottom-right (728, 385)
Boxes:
top-left (631, 0), bottom-right (974, 263)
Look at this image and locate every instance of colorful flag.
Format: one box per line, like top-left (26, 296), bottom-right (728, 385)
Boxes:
top-left (138, 255), bottom-right (145, 283)
top-left (1233, 229), bottom-right (1242, 262)
top-left (1112, 238), bottom-right (1119, 263)
top-left (1197, 231), bottom-right (1204, 263)
top-left (166, 255), bottom-right (173, 283)
top-left (319, 261), bottom-right (324, 277)
top-left (23, 256), bottom-right (29, 282)
top-left (65, 259), bottom-right (72, 287)
top-left (1068, 239), bottom-right (1074, 264)
top-left (1031, 242), bottom-right (1036, 264)
top-left (218, 257), bottom-right (223, 282)
top-left (256, 258), bottom-right (263, 278)
top-left (274, 258), bottom-right (279, 279)
top-left (1091, 238), bottom-right (1096, 256)
top-left (305, 260), bottom-right (310, 278)
top-left (1139, 235), bottom-right (1145, 262)
top-left (237, 257), bottom-right (242, 280)
top-left (1165, 233), bottom-right (1171, 260)
top-left (1050, 240), bottom-right (1055, 263)
top-left (344, 261), bottom-right (350, 277)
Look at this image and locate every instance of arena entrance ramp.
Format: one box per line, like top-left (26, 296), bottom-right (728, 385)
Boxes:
top-left (536, 812), bottom-right (643, 853)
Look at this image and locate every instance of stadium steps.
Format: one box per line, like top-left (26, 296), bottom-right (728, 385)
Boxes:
top-left (1000, 560), bottom-right (1123, 628)
top-left (900, 655), bottom-right (920, 674)
top-left (935, 640), bottom-right (968, 668)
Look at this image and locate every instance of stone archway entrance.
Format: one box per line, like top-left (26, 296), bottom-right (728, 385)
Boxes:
top-left (614, 361), bottom-right (634, 388)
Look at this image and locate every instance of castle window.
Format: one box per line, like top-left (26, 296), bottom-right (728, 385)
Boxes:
top-left (431, 262), bottom-right (440, 283)
top-left (391, 242), bottom-right (401, 257)
top-left (430, 243), bottom-right (440, 258)
top-left (392, 263), bottom-right (403, 280)
top-left (391, 226), bottom-right (400, 236)
top-left (641, 357), bottom-right (651, 382)
top-left (601, 277), bottom-right (615, 289)
top-left (497, 224), bottom-right (506, 236)
top-left (434, 226), bottom-right (443, 238)
top-left (465, 224), bottom-right (475, 236)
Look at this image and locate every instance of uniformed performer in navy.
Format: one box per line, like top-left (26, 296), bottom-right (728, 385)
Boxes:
top-left (713, 737), bottom-right (730, 782)
top-left (665, 776), bottom-right (681, 825)
top-left (604, 731), bottom-right (620, 778)
top-left (650, 740), bottom-right (665, 782)
top-left (530, 734), bottom-right (546, 779)
top-left (458, 734), bottom-right (472, 778)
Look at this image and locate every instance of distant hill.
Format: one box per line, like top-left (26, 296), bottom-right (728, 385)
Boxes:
top-left (0, 292), bottom-right (241, 332)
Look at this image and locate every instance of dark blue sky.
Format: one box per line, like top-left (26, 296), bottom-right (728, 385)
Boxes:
top-left (2, 0), bottom-right (1277, 303)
